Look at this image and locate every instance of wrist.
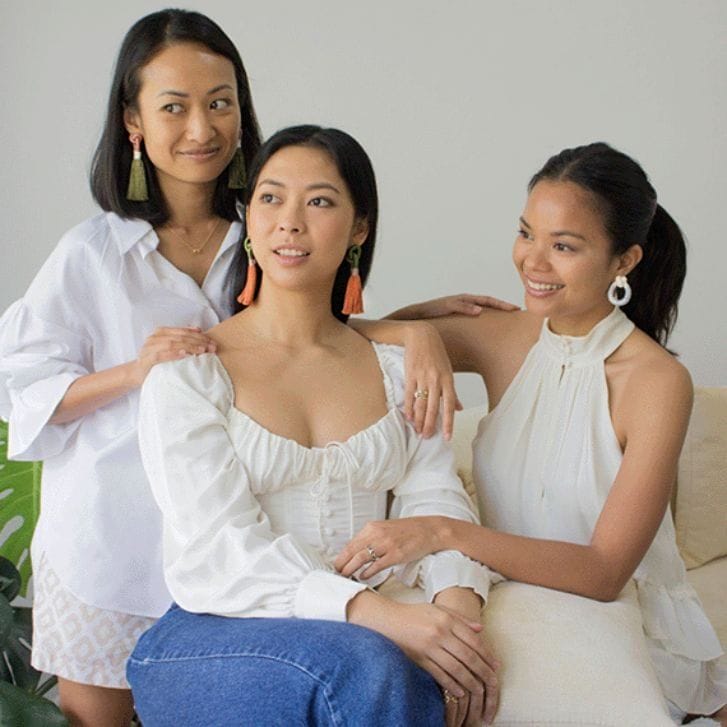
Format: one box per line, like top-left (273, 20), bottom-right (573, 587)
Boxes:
top-left (434, 515), bottom-right (456, 552)
top-left (123, 360), bottom-right (145, 389)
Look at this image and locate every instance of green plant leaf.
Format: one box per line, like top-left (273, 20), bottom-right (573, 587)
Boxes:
top-left (0, 558), bottom-right (21, 603)
top-left (3, 607), bottom-right (42, 692)
top-left (0, 421), bottom-right (41, 596)
top-left (0, 681), bottom-right (68, 726)
top-left (0, 593), bottom-right (13, 646)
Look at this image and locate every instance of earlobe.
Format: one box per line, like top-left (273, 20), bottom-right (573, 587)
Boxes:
top-left (618, 244), bottom-right (643, 276)
top-left (353, 219), bottom-right (369, 247)
top-left (123, 106), bottom-right (141, 135)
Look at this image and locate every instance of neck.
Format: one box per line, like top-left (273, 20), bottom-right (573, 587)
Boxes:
top-left (241, 282), bottom-right (343, 348)
top-left (548, 304), bottom-right (616, 337)
top-left (159, 178), bottom-right (218, 228)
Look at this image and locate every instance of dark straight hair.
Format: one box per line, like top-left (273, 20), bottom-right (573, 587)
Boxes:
top-left (228, 125), bottom-right (379, 323)
top-left (529, 142), bottom-right (687, 347)
top-left (90, 9), bottom-right (262, 225)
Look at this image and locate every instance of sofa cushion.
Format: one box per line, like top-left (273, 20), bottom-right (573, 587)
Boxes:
top-left (381, 577), bottom-right (673, 725)
top-left (675, 387), bottom-right (727, 569)
top-left (482, 580), bottom-right (673, 726)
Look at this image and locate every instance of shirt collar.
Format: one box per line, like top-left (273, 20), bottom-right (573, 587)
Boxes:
top-left (106, 212), bottom-right (156, 255)
top-left (106, 205), bottom-right (245, 258)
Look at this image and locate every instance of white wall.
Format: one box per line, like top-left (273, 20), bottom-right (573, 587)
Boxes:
top-left (2, 0), bottom-right (725, 405)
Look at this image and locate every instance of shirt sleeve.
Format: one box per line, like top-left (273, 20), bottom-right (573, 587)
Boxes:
top-left (138, 356), bottom-right (367, 620)
top-left (0, 232), bottom-right (94, 460)
top-left (380, 344), bottom-right (503, 603)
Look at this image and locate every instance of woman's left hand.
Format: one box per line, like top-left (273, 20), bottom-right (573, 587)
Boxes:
top-left (335, 516), bottom-right (441, 578)
top-left (402, 322), bottom-right (461, 440)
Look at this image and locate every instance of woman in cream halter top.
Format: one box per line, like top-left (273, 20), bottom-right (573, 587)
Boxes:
top-left (337, 142), bottom-right (726, 721)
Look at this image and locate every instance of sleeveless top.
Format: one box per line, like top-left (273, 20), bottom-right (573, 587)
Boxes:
top-left (472, 307), bottom-right (726, 713)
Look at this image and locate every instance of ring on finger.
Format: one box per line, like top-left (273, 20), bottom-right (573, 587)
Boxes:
top-left (443, 689), bottom-right (459, 705)
top-left (414, 388), bottom-right (429, 400)
top-left (365, 545), bottom-right (379, 562)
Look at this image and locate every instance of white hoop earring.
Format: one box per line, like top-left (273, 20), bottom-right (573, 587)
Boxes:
top-left (607, 275), bottom-right (632, 307)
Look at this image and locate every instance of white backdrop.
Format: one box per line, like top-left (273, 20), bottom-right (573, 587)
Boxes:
top-left (2, 0), bottom-right (725, 405)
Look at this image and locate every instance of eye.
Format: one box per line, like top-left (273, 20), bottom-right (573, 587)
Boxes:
top-left (553, 242), bottom-right (574, 252)
top-left (309, 197), bottom-right (333, 207)
top-left (517, 228), bottom-right (532, 241)
top-left (162, 103), bottom-right (184, 114)
top-left (210, 98), bottom-right (232, 110)
top-left (259, 192), bottom-right (279, 204)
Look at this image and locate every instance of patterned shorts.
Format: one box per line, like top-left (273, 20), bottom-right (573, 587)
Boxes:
top-left (31, 553), bottom-right (157, 688)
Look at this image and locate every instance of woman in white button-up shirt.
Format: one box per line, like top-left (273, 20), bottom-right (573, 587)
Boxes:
top-left (0, 10), bottom-right (263, 724)
top-left (129, 124), bottom-right (500, 727)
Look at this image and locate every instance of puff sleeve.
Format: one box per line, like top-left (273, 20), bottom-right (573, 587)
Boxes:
top-left (138, 355), bottom-right (367, 620)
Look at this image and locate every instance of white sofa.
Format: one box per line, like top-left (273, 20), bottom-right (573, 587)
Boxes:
top-left (445, 386), bottom-right (727, 726)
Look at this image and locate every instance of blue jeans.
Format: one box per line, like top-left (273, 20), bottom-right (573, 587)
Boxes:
top-left (127, 606), bottom-right (444, 726)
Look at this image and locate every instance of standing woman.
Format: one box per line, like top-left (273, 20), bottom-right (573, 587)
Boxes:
top-left (337, 143), bottom-right (727, 722)
top-left (0, 10), bottom-right (261, 725)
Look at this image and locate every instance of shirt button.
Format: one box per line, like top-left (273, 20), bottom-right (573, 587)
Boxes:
top-left (323, 527), bottom-right (335, 537)
top-left (323, 508), bottom-right (333, 517)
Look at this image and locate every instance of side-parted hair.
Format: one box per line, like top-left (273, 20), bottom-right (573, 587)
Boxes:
top-left (229, 125), bottom-right (379, 323)
top-left (529, 142), bottom-right (687, 347)
top-left (90, 9), bottom-right (262, 225)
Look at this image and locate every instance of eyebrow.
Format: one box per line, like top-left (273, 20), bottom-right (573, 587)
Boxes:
top-left (519, 216), bottom-right (587, 241)
top-left (156, 84), bottom-right (234, 98)
top-left (258, 179), bottom-right (342, 194)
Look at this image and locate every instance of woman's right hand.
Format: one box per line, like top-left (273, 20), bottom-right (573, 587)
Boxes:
top-left (347, 592), bottom-right (497, 722)
top-left (132, 326), bottom-right (216, 385)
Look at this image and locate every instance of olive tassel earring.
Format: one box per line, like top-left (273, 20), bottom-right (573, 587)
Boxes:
top-left (237, 238), bottom-right (257, 305)
top-left (342, 244), bottom-right (364, 315)
top-left (228, 140), bottom-right (246, 189)
top-left (126, 133), bottom-right (149, 201)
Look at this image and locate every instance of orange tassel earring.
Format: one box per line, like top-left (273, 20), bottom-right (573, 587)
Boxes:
top-left (237, 237), bottom-right (258, 305)
top-left (342, 244), bottom-right (364, 315)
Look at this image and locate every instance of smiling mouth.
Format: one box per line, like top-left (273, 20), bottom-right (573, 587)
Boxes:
top-left (274, 248), bottom-right (310, 258)
top-left (180, 147), bottom-right (220, 158)
top-left (526, 277), bottom-right (564, 292)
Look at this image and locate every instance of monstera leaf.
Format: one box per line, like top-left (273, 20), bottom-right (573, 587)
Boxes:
top-left (0, 421), bottom-right (41, 595)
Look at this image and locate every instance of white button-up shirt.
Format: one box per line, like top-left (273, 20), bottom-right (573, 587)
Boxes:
top-left (0, 211), bottom-right (242, 616)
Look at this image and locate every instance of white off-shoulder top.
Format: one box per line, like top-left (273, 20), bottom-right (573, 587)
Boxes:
top-left (139, 342), bottom-right (496, 622)
top-left (473, 307), bottom-right (726, 714)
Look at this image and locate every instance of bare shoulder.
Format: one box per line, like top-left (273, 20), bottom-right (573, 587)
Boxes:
top-left (613, 329), bottom-right (693, 429)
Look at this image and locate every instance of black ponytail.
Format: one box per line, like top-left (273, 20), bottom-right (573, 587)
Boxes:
top-left (529, 143), bottom-right (687, 347)
top-left (624, 204), bottom-right (686, 346)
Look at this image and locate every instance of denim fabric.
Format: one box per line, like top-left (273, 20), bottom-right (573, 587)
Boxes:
top-left (127, 606), bottom-right (445, 726)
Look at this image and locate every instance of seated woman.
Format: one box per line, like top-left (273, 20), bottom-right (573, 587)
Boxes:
top-left (336, 142), bottom-right (727, 723)
top-left (128, 125), bottom-right (500, 727)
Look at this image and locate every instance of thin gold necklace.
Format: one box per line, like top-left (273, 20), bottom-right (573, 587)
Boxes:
top-left (176, 218), bottom-right (223, 255)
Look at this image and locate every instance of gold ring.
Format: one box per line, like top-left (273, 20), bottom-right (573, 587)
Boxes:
top-left (414, 389), bottom-right (429, 400)
top-left (443, 689), bottom-right (459, 705)
top-left (366, 545), bottom-right (379, 562)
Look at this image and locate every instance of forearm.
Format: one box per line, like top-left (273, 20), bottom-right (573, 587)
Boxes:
top-left (439, 518), bottom-right (622, 601)
top-left (349, 317), bottom-right (436, 346)
top-left (50, 361), bottom-right (141, 424)
top-left (383, 303), bottom-right (430, 321)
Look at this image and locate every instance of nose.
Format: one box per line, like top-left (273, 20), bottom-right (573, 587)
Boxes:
top-left (186, 107), bottom-right (215, 144)
top-left (524, 241), bottom-right (551, 272)
top-left (278, 200), bottom-right (305, 234)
